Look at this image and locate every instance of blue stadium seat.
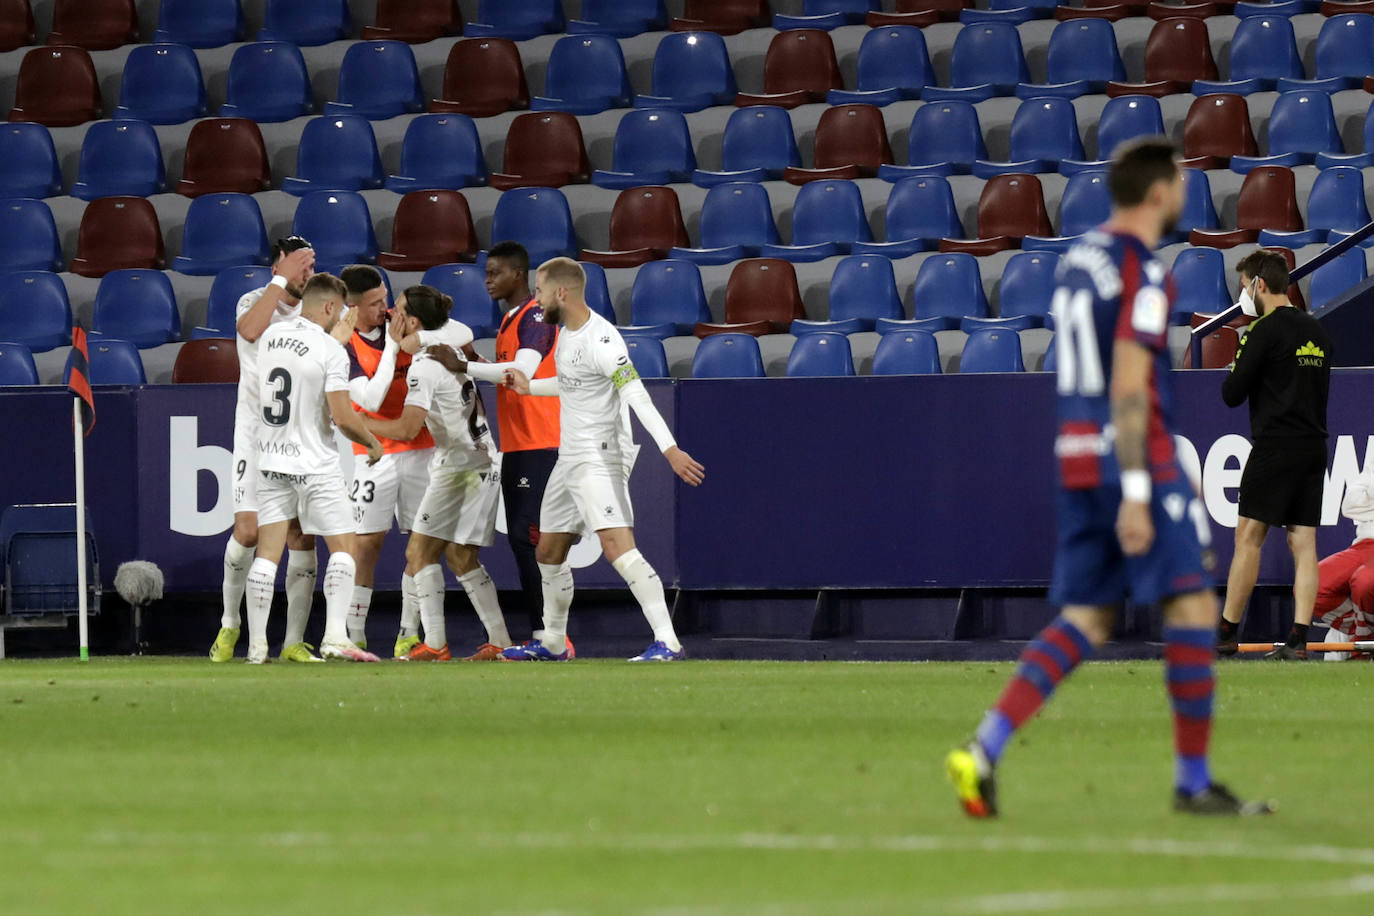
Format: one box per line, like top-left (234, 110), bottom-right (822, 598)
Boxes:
top-left (997, 251), bottom-right (1058, 325)
top-left (385, 114), bottom-right (487, 192)
top-left (923, 22), bottom-right (1028, 102)
top-left (580, 261), bottom-right (617, 323)
top-left (1277, 13), bottom-right (1374, 93)
top-left (827, 25), bottom-right (930, 106)
top-left (1164, 168), bottom-right (1221, 245)
top-left (1193, 16), bottom-right (1303, 96)
top-left (1260, 166), bottom-right (1372, 248)
top-left (71, 120), bottom-right (166, 200)
top-left (1016, 19), bottom-right (1125, 100)
top-left (490, 188), bottom-right (578, 266)
top-left (0, 123), bottom-right (63, 198)
top-left (635, 31), bottom-right (737, 112)
top-left (592, 109), bottom-right (697, 189)
top-left (786, 332), bottom-right (855, 376)
top-left (1024, 170), bottom-right (1109, 248)
top-left (959, 328), bottom-right (1024, 372)
top-left (622, 335), bottom-right (670, 377)
top-left (292, 191), bottom-right (378, 264)
top-left (0, 504), bottom-right (100, 616)
top-left (692, 106), bottom-right (801, 187)
top-left (154, 0), bottom-right (245, 47)
top-left (420, 263), bottom-right (500, 338)
top-left (880, 101), bottom-right (987, 179)
top-left (629, 260), bottom-right (711, 336)
top-left (0, 200), bottom-right (62, 272)
top-left (281, 116), bottom-right (383, 196)
top-left (870, 329), bottom-right (940, 375)
top-left (0, 343), bottom-right (39, 385)
top-left (206, 265), bottom-right (272, 334)
top-left (172, 193), bottom-right (270, 276)
top-left (1170, 248), bottom-right (1232, 321)
top-left (1233, 0), bottom-right (1319, 14)
top-left (258, 0), bottom-right (351, 45)
top-left (974, 97), bottom-right (1084, 178)
top-left (910, 253), bottom-right (989, 329)
top-left (92, 270), bottom-right (180, 348)
top-left (531, 35), bottom-right (634, 115)
top-left (1309, 249), bottom-right (1368, 310)
top-left (761, 180), bottom-right (872, 262)
top-left (113, 44), bottom-right (208, 124)
top-left (67, 337), bottom-right (146, 384)
top-left (1062, 95), bottom-right (1165, 174)
top-left (1231, 91), bottom-right (1343, 172)
top-left (852, 176), bottom-right (961, 258)
top-left (775, 0), bottom-right (877, 30)
top-left (691, 333), bottom-right (765, 378)
top-left (568, 0), bottom-right (668, 37)
top-left (220, 42), bottom-right (314, 123)
top-left (465, 0), bottom-right (564, 40)
top-left (1041, 334), bottom-right (1057, 373)
top-left (670, 182), bottom-right (780, 265)
top-left (817, 254), bottom-right (904, 332)
top-left (323, 40), bottom-right (425, 119)
top-left (1316, 100), bottom-right (1374, 170)
top-left (0, 271), bottom-right (71, 351)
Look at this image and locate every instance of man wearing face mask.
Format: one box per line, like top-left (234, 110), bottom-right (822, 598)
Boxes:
top-left (1216, 250), bottom-right (1333, 660)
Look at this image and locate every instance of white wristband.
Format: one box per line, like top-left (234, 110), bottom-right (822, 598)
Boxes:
top-left (1120, 470), bottom-right (1151, 504)
top-left (269, 275), bottom-right (288, 290)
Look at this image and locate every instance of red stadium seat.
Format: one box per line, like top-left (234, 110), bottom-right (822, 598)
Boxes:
top-left (69, 196), bottom-right (166, 278)
top-left (671, 0), bottom-right (771, 34)
top-left (173, 338), bottom-right (240, 383)
top-left (1054, 4), bottom-right (1131, 20)
top-left (1087, 0), bottom-right (1148, 16)
top-left (0, 0), bottom-right (34, 52)
top-left (580, 187), bottom-right (691, 269)
top-left (1321, 0), bottom-right (1374, 13)
top-left (940, 174), bottom-right (1052, 254)
top-left (377, 190), bottom-right (478, 271)
top-left (868, 0), bottom-right (970, 25)
top-left (1197, 325), bottom-right (1239, 368)
top-left (1190, 167), bottom-right (1303, 248)
top-left (47, 0), bottom-right (139, 50)
top-left (488, 112), bottom-right (591, 190)
top-left (362, 0), bottom-right (461, 43)
top-left (695, 258), bottom-right (806, 336)
top-left (1181, 94), bottom-right (1258, 170)
top-left (430, 38), bottom-right (529, 118)
top-left (175, 118), bottom-right (271, 197)
top-left (1105, 18), bottom-right (1218, 98)
top-left (7, 46), bottom-right (102, 127)
top-left (735, 30), bottom-right (843, 110)
top-left (1145, 1), bottom-right (1220, 19)
top-left (782, 104), bottom-right (893, 184)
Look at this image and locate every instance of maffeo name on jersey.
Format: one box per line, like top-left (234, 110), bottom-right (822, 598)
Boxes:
top-left (266, 334), bottom-right (311, 357)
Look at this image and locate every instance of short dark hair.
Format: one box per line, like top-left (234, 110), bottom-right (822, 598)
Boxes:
top-left (302, 272), bottom-right (347, 304)
top-left (1235, 249), bottom-right (1291, 295)
top-left (402, 285), bottom-right (452, 331)
top-left (488, 241), bottom-right (529, 275)
top-left (271, 235), bottom-right (311, 263)
top-left (1108, 138), bottom-right (1180, 208)
top-left (340, 265), bottom-right (384, 297)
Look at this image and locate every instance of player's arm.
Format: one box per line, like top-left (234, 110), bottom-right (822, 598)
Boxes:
top-left (1221, 322), bottom-right (1266, 407)
top-left (607, 352), bottom-right (705, 487)
top-left (502, 368), bottom-right (559, 396)
top-left (1111, 338), bottom-right (1154, 556)
top-left (365, 405), bottom-right (428, 442)
top-left (236, 249), bottom-right (313, 342)
top-left (347, 311), bottom-right (403, 412)
top-left (329, 305), bottom-right (357, 344)
top-left (327, 390), bottom-right (383, 465)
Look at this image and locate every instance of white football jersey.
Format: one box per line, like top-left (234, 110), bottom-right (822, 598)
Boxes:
top-left (255, 317), bottom-right (351, 476)
top-left (235, 286), bottom-right (303, 434)
top-left (553, 310), bottom-right (637, 461)
top-left (403, 352), bottom-right (497, 472)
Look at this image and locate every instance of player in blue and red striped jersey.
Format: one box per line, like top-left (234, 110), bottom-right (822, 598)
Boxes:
top-left (946, 139), bottom-right (1274, 817)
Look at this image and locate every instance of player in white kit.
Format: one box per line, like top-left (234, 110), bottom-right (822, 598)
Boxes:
top-left (211, 237), bottom-right (331, 663)
top-left (362, 285), bottom-right (512, 661)
top-left (500, 258), bottom-right (706, 661)
top-left (245, 273), bottom-right (384, 664)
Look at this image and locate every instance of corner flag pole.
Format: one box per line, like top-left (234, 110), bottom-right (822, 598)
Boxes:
top-left (74, 397), bottom-right (88, 662)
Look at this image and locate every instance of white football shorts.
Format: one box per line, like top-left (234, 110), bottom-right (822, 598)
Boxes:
top-left (231, 415), bottom-right (259, 514)
top-left (539, 455), bottom-right (635, 535)
top-left (410, 456), bottom-right (501, 547)
top-left (256, 470), bottom-right (355, 536)
top-left (350, 448), bottom-right (433, 535)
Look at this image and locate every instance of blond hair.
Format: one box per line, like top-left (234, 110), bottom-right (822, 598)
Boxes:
top-left (537, 257), bottom-right (586, 295)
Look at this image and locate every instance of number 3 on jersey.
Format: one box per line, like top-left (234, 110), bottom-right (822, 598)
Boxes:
top-left (1050, 287), bottom-right (1105, 397)
top-left (263, 367), bottom-right (292, 426)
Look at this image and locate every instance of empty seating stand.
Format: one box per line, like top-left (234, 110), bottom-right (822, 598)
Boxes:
top-left (0, 503), bottom-right (100, 657)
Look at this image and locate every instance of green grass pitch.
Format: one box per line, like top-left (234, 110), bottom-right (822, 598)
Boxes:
top-left (1, 658), bottom-right (1371, 915)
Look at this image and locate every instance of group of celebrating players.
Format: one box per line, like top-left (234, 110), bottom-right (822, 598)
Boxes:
top-left (207, 239), bottom-right (704, 666)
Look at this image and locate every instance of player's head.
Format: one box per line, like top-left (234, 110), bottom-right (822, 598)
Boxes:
top-left (300, 272), bottom-right (349, 332)
top-left (1235, 249), bottom-right (1291, 314)
top-left (340, 265), bottom-right (388, 333)
top-left (1107, 138), bottom-right (1184, 237)
top-left (533, 257), bottom-right (586, 325)
top-left (271, 235), bottom-right (314, 298)
top-left (397, 284), bottom-right (452, 332)
top-left (486, 241), bottom-right (530, 303)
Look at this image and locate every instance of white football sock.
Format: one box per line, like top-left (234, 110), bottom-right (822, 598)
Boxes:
top-left (321, 552), bottom-right (356, 645)
top-left (347, 585), bottom-right (372, 644)
top-left (399, 573), bottom-right (420, 639)
top-left (283, 548), bottom-right (317, 646)
top-left (415, 564), bottom-right (447, 649)
top-left (245, 558), bottom-right (277, 657)
top-left (221, 536), bottom-right (254, 629)
top-left (458, 565), bottom-right (511, 647)
top-left (613, 549), bottom-right (680, 652)
top-left (538, 561), bottom-right (574, 652)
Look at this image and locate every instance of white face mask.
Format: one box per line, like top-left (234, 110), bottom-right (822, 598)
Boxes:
top-left (1236, 278), bottom-right (1259, 318)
